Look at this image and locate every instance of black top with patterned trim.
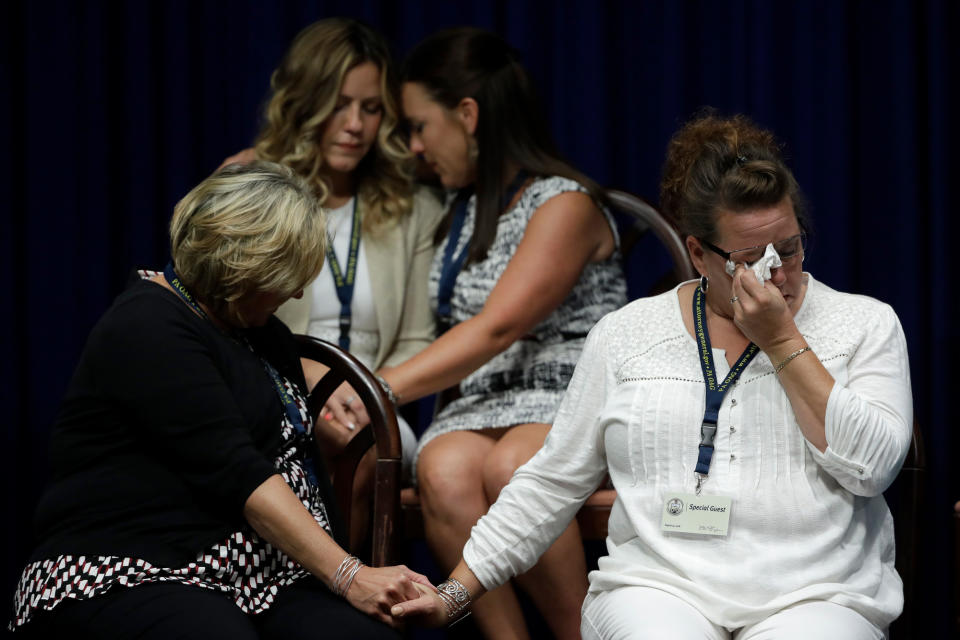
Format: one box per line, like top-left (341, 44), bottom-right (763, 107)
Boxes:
top-left (9, 275), bottom-right (340, 630)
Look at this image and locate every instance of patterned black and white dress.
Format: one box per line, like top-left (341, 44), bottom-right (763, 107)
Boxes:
top-left (10, 345), bottom-right (329, 631)
top-left (417, 176), bottom-right (627, 459)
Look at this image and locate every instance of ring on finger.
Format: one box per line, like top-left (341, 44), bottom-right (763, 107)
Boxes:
top-left (344, 395), bottom-right (356, 405)
top-left (730, 296), bottom-right (739, 303)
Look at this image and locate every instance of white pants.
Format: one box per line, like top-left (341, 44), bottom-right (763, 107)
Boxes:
top-left (581, 587), bottom-right (886, 640)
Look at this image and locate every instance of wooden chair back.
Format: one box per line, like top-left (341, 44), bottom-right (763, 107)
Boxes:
top-left (294, 335), bottom-right (402, 567)
top-left (890, 419), bottom-right (926, 637)
top-left (607, 189), bottom-right (696, 288)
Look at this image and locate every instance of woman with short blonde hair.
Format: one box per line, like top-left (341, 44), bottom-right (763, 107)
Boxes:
top-left (10, 162), bottom-right (427, 638)
top-left (169, 162), bottom-right (326, 324)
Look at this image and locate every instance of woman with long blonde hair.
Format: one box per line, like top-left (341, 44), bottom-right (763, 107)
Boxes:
top-left (224, 19), bottom-right (443, 528)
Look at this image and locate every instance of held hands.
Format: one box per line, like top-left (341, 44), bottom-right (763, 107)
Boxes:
top-left (344, 565), bottom-right (434, 627)
top-left (729, 264), bottom-right (802, 353)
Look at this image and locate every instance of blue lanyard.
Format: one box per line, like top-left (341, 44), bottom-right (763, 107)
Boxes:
top-left (326, 198), bottom-right (361, 351)
top-left (435, 191), bottom-right (472, 334)
top-left (436, 171), bottom-right (528, 334)
top-left (164, 262), bottom-right (319, 487)
top-left (258, 358), bottom-right (319, 488)
top-left (164, 262), bottom-right (208, 320)
top-left (692, 286), bottom-right (759, 479)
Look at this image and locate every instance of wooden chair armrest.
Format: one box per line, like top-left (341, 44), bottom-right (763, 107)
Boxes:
top-left (294, 335), bottom-right (401, 566)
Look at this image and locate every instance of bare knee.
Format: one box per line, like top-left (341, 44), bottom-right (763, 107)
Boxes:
top-left (482, 440), bottom-right (537, 502)
top-left (417, 437), bottom-right (487, 520)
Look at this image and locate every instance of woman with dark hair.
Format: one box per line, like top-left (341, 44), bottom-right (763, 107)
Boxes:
top-left (365, 27), bottom-right (627, 638)
top-left (8, 163), bottom-right (429, 639)
top-left (392, 114), bottom-right (911, 640)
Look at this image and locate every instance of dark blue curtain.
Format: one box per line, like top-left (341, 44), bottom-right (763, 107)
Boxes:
top-left (3, 1), bottom-right (956, 634)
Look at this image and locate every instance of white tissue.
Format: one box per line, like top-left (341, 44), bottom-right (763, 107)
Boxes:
top-left (724, 242), bottom-right (783, 283)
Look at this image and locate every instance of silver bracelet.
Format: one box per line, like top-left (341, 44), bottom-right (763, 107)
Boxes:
top-left (332, 554), bottom-right (365, 597)
top-left (774, 346), bottom-right (812, 374)
top-left (375, 374), bottom-right (399, 406)
top-left (435, 578), bottom-right (472, 623)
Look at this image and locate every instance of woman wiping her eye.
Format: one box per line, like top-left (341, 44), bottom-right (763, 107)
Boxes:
top-left (393, 113), bottom-right (912, 640)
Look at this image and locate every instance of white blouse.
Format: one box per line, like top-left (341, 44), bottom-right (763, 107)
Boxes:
top-left (306, 197), bottom-right (379, 369)
top-left (462, 275), bottom-right (912, 630)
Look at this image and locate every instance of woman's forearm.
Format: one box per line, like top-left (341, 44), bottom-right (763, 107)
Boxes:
top-left (380, 312), bottom-right (517, 403)
top-left (730, 267), bottom-right (834, 452)
top-left (243, 474), bottom-right (346, 588)
top-left (380, 191), bottom-right (611, 404)
top-left (245, 474), bottom-right (435, 624)
top-left (764, 336), bottom-right (833, 452)
top-left (449, 560), bottom-right (486, 600)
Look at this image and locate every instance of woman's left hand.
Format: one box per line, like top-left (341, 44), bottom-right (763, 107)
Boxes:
top-left (730, 264), bottom-right (801, 352)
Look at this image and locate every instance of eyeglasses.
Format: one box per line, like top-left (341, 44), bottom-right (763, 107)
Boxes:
top-left (700, 232), bottom-right (806, 266)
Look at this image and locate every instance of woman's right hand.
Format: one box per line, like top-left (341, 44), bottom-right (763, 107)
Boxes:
top-left (322, 381), bottom-right (371, 433)
top-left (344, 565), bottom-right (433, 626)
top-left (218, 147), bottom-right (257, 170)
top-left (313, 413), bottom-right (357, 451)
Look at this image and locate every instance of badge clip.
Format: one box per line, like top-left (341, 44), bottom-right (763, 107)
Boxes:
top-left (699, 422), bottom-right (717, 447)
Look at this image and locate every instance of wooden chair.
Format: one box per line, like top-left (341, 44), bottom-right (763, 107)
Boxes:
top-left (608, 189), bottom-right (697, 289)
top-left (294, 334), bottom-right (402, 567)
top-left (889, 420), bottom-right (926, 637)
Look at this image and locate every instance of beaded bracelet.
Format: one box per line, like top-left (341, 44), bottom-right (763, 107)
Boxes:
top-left (375, 374), bottom-right (399, 406)
top-left (774, 346), bottom-right (812, 374)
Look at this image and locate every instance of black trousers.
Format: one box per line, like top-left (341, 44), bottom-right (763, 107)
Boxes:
top-left (17, 578), bottom-right (399, 640)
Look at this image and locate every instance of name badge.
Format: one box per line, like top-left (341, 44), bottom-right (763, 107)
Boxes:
top-left (660, 492), bottom-right (732, 537)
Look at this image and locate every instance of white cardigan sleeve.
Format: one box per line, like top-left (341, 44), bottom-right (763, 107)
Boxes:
top-left (462, 315), bottom-right (614, 590)
top-left (807, 303), bottom-right (913, 496)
